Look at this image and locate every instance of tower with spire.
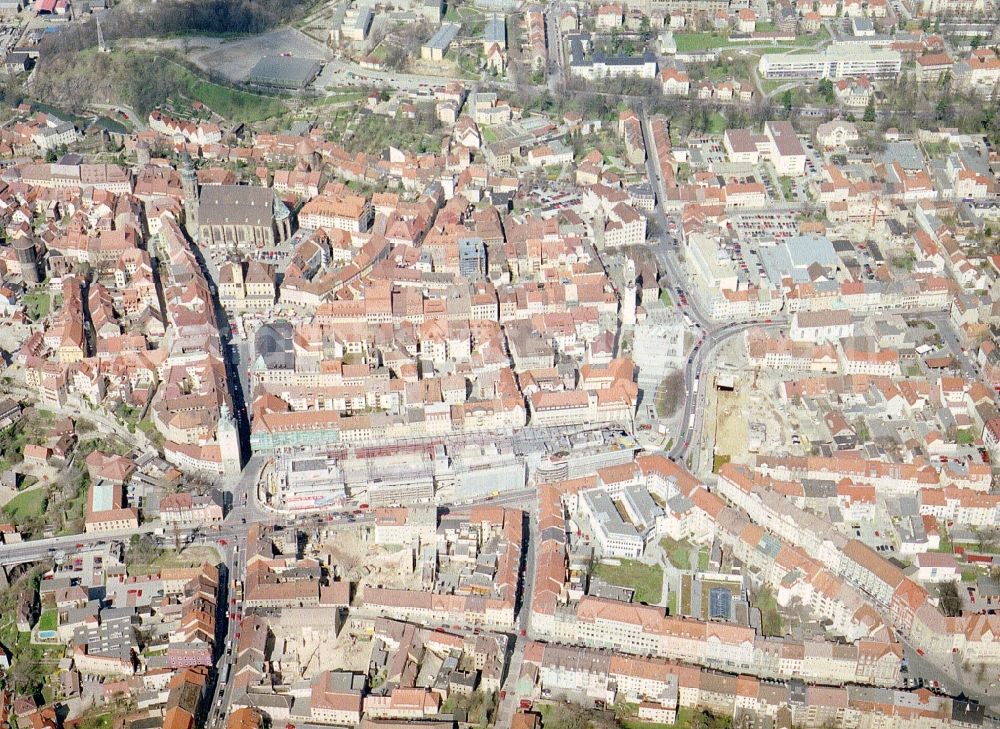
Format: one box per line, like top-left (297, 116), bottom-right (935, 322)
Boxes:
top-left (218, 404), bottom-right (242, 477)
top-left (622, 258), bottom-right (637, 332)
top-left (180, 151), bottom-right (199, 240)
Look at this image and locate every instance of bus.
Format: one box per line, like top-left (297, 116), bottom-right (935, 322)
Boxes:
top-left (688, 414), bottom-right (695, 430)
top-left (692, 378), bottom-right (700, 395)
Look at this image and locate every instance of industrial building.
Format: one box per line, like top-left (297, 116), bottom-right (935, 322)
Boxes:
top-left (247, 55), bottom-right (323, 88)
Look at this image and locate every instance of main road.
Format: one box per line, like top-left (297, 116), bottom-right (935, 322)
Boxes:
top-left (639, 109), bottom-right (791, 469)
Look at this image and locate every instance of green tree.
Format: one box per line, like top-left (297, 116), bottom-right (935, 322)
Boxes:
top-left (781, 89), bottom-right (793, 113)
top-left (818, 78), bottom-right (834, 103)
top-left (935, 96), bottom-right (950, 122)
top-left (863, 98), bottom-right (876, 122)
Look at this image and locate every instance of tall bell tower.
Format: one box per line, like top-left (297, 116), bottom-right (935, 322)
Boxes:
top-left (622, 258), bottom-right (637, 332)
top-left (181, 151), bottom-right (199, 240)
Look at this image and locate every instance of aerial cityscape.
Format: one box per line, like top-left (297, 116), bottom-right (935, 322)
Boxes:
top-left (0, 0), bottom-right (996, 727)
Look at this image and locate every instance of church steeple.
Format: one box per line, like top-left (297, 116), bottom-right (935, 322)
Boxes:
top-left (181, 151), bottom-right (199, 239)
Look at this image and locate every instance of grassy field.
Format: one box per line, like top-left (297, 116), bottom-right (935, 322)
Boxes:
top-left (3, 489), bottom-right (48, 522)
top-left (934, 523), bottom-right (954, 553)
top-left (128, 545), bottom-right (221, 576)
top-left (620, 707), bottom-right (698, 729)
top-left (315, 91), bottom-right (366, 106)
top-left (780, 176), bottom-right (794, 201)
top-left (673, 33), bottom-right (736, 53)
top-left (758, 77), bottom-right (793, 94)
top-left (76, 714), bottom-right (114, 729)
top-left (183, 74), bottom-right (286, 123)
top-left (592, 559), bottom-right (663, 605)
top-left (38, 608), bottom-right (58, 633)
top-left (23, 289), bottom-right (50, 321)
top-left (661, 537), bottom-right (694, 570)
top-left (706, 111), bottom-right (727, 134)
top-left (712, 454), bottom-right (731, 473)
top-left (0, 616), bottom-right (65, 699)
top-left (753, 588), bottom-right (783, 637)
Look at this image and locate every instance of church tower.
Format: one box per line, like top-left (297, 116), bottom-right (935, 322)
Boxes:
top-left (181, 151), bottom-right (199, 240)
top-left (622, 258), bottom-right (637, 331)
top-left (218, 404), bottom-right (242, 477)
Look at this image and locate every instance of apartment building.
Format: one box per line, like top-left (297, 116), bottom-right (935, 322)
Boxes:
top-left (758, 44), bottom-right (902, 80)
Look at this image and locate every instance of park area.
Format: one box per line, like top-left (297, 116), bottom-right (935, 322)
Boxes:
top-left (591, 558), bottom-right (663, 605)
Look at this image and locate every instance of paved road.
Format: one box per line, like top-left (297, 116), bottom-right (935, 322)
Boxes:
top-left (639, 109), bottom-right (793, 469)
top-left (926, 311), bottom-right (980, 380)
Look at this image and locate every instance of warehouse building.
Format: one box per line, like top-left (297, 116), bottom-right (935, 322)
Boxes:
top-left (247, 55), bottom-right (323, 88)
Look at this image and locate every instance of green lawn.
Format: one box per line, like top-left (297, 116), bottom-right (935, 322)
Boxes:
top-left (673, 33), bottom-right (736, 53)
top-left (792, 26), bottom-right (830, 44)
top-left (661, 537), bottom-right (694, 570)
top-left (38, 609), bottom-right (57, 633)
top-left (183, 75), bottom-right (286, 123)
top-left (23, 289), bottom-right (50, 321)
top-left (592, 559), bottom-right (663, 604)
top-left (620, 706), bottom-right (698, 729)
top-left (706, 111), bottom-right (727, 134)
top-left (697, 549), bottom-right (710, 571)
top-left (753, 588), bottom-right (783, 636)
top-left (961, 569), bottom-right (980, 582)
top-left (934, 522), bottom-right (954, 553)
top-left (128, 545), bottom-right (221, 576)
top-left (779, 176), bottom-right (794, 201)
top-left (316, 91), bottom-right (365, 106)
top-left (78, 715), bottom-right (113, 729)
top-left (3, 489), bottom-right (48, 522)
top-left (138, 418), bottom-right (164, 448)
top-left (481, 125), bottom-right (498, 144)
top-left (712, 454), bottom-right (731, 473)
top-left (956, 429), bottom-right (975, 445)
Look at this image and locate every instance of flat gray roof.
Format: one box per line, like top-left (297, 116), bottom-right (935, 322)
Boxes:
top-left (425, 22), bottom-right (460, 51)
top-left (484, 15), bottom-right (506, 43)
top-left (247, 55), bottom-right (322, 88)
